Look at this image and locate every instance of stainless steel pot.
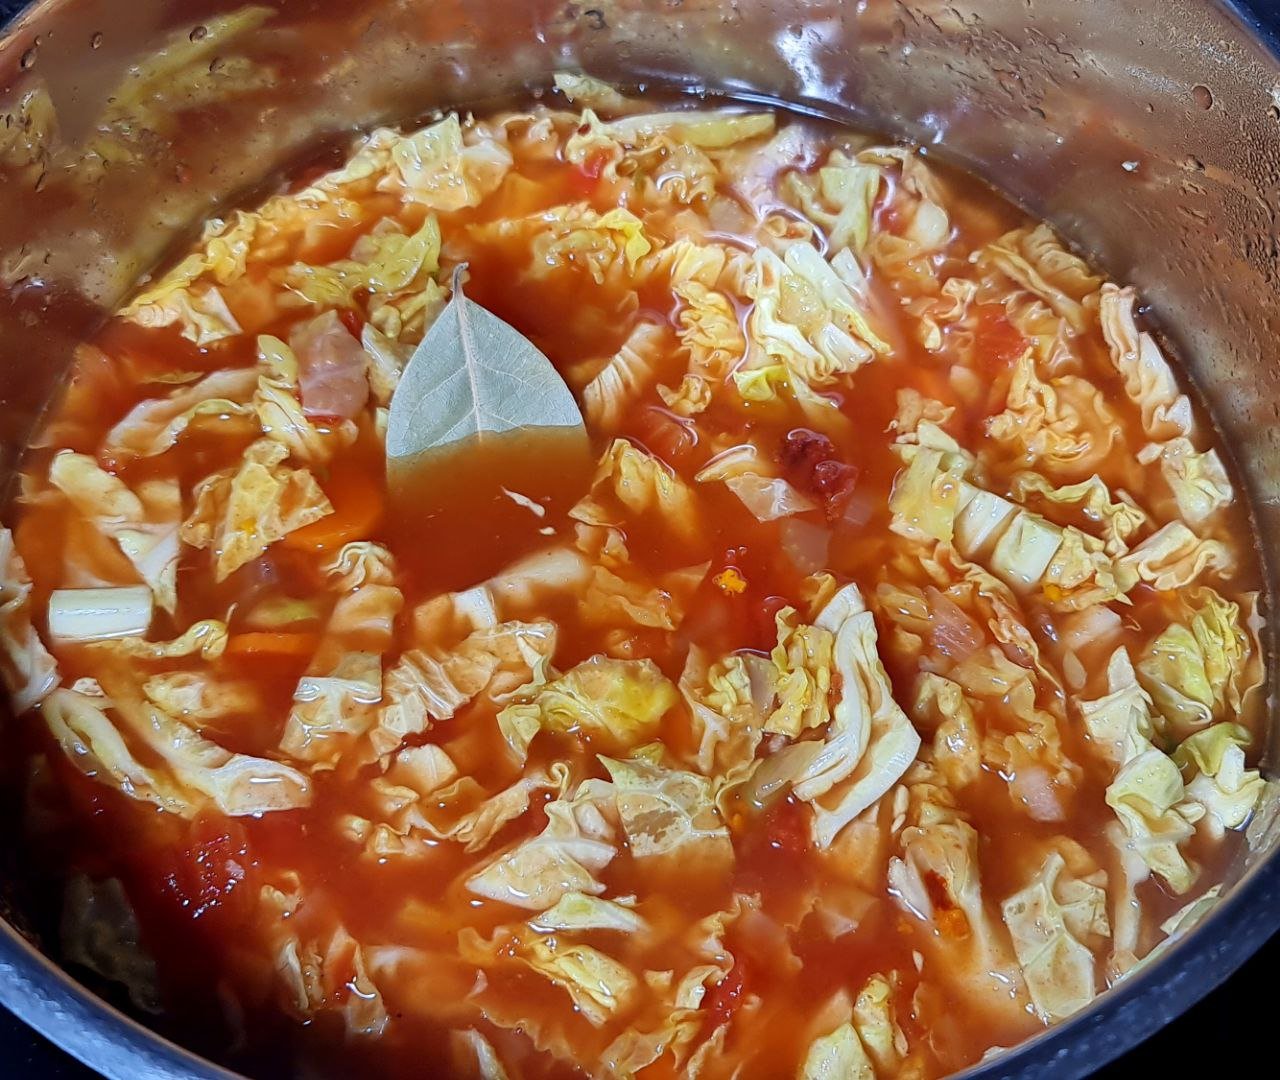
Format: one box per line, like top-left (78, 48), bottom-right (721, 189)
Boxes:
top-left (0, 1), bottom-right (1276, 1076)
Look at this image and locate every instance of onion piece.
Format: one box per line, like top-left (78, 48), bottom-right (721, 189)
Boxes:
top-left (780, 519), bottom-right (831, 573)
top-left (48, 587), bottom-right (154, 643)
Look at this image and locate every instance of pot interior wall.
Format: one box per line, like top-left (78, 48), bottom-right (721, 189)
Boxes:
top-left (0, 0), bottom-right (1276, 1074)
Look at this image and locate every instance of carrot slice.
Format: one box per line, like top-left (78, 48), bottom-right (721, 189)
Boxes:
top-left (281, 465), bottom-right (384, 553)
top-left (224, 631), bottom-right (320, 658)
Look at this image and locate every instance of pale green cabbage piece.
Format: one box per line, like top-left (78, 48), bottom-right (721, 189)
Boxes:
top-left (92, 618), bottom-right (228, 661)
top-left (600, 754), bottom-right (733, 865)
top-left (529, 892), bottom-right (647, 934)
top-left (570, 438), bottom-right (701, 544)
top-left (450, 1029), bottom-right (510, 1080)
top-left (852, 974), bottom-right (909, 1075)
top-left (1115, 521), bottom-right (1232, 593)
top-left (741, 242), bottom-right (888, 397)
top-left (372, 619), bottom-right (555, 760)
top-left (582, 322), bottom-right (668, 431)
top-left (799, 1018), bottom-right (875, 1080)
top-left (253, 333), bottom-right (341, 464)
top-left (913, 673), bottom-right (981, 790)
top-left (1137, 437), bottom-right (1233, 527)
top-left (763, 584), bottom-right (920, 848)
top-left (1136, 586), bottom-right (1253, 736)
top-left (1105, 747), bottom-right (1198, 893)
top-left (985, 350), bottom-right (1118, 478)
top-left (978, 224), bottom-right (1102, 331)
top-left (382, 113), bottom-right (512, 211)
top-left (674, 278), bottom-right (745, 379)
top-left (282, 214), bottom-right (442, 311)
top-left (553, 72), bottom-right (636, 112)
top-left (1099, 283), bottom-right (1194, 440)
top-left (50, 451), bottom-right (181, 613)
top-left (677, 646), bottom-right (772, 790)
top-left (1009, 471), bottom-right (1147, 557)
top-left (102, 368), bottom-right (258, 461)
top-left (43, 686), bottom-right (193, 816)
top-left (1078, 647), bottom-right (1156, 769)
top-left (1001, 850), bottom-right (1105, 1022)
top-left (466, 780), bottom-right (617, 911)
top-left (0, 527), bottom-right (59, 712)
top-left (766, 605), bottom-right (835, 737)
top-left (461, 924), bottom-right (636, 1027)
top-left (497, 655), bottom-right (678, 758)
top-left (280, 651), bottom-right (382, 765)
top-left (125, 281), bottom-right (242, 345)
top-left (783, 148), bottom-right (883, 255)
top-left (1174, 722), bottom-right (1264, 835)
top-left (181, 438), bottom-right (333, 581)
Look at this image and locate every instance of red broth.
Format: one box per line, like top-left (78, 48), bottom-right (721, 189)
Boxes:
top-left (1, 87), bottom-right (1266, 1080)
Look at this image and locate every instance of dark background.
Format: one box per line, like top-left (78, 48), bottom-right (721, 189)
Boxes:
top-left (0, 0), bottom-right (1276, 1075)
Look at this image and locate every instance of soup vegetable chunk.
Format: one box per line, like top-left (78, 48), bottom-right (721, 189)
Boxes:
top-left (0, 75), bottom-right (1269, 1078)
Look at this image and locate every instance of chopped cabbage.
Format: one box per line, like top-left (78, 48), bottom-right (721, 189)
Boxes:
top-left (1078, 648), bottom-right (1156, 768)
top-left (582, 322), bottom-right (668, 431)
top-left (1173, 723), bottom-right (1264, 836)
top-left (280, 652), bottom-right (382, 765)
top-left (678, 647), bottom-right (771, 779)
top-left (382, 113), bottom-right (512, 211)
top-left (674, 279), bottom-right (745, 379)
top-left (1136, 586), bottom-right (1252, 735)
top-left (783, 149), bottom-right (882, 254)
top-left (42, 686), bottom-right (193, 816)
top-left (985, 351), bottom-right (1118, 477)
top-left (497, 655), bottom-right (677, 757)
top-left (766, 606), bottom-right (835, 737)
top-left (372, 620), bottom-right (555, 759)
top-left (282, 215), bottom-right (442, 312)
top-left (1114, 521), bottom-right (1232, 593)
top-left (0, 527), bottom-right (59, 712)
top-left (1009, 471), bottom-right (1147, 556)
top-left (571, 438), bottom-right (700, 544)
top-left (530, 892), bottom-right (647, 934)
top-left (1098, 283), bottom-right (1193, 440)
top-left (600, 755), bottom-right (733, 865)
top-left (49, 453), bottom-right (181, 612)
top-left (1137, 437), bottom-right (1234, 526)
top-left (1001, 850), bottom-right (1104, 1022)
top-left (102, 368), bottom-right (258, 461)
top-left (742, 243), bottom-right (888, 396)
top-left (181, 438), bottom-right (333, 580)
top-left (978, 225), bottom-right (1102, 331)
top-left (61, 875), bottom-right (160, 1014)
top-left (776, 585), bottom-right (921, 847)
top-left (1105, 748), bottom-right (1198, 894)
top-left (912, 673), bottom-right (981, 790)
top-left (467, 781), bottom-right (618, 911)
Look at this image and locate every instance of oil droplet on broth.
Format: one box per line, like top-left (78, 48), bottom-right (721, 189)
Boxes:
top-left (387, 426), bottom-right (594, 592)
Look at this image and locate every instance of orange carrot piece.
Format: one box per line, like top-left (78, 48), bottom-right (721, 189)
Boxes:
top-left (224, 631), bottom-right (320, 658)
top-left (281, 468), bottom-right (384, 553)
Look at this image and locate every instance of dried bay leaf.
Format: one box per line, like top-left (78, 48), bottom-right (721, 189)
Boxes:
top-left (386, 264), bottom-right (586, 475)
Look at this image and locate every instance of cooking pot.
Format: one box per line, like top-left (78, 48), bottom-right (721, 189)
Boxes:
top-left (0, 1), bottom-right (1276, 1077)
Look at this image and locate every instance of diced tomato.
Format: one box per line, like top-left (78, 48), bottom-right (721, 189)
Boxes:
top-left (703, 958), bottom-right (749, 1031)
top-left (764, 796), bottom-right (811, 857)
top-left (337, 308), bottom-right (364, 338)
top-left (160, 817), bottom-right (254, 923)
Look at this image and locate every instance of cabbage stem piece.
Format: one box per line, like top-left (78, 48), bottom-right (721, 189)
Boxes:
top-left (47, 587), bottom-right (154, 643)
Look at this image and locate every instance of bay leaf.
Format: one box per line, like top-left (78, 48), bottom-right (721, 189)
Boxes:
top-left (385, 264), bottom-right (586, 478)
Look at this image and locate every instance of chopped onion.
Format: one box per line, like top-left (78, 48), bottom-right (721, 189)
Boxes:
top-left (780, 518), bottom-right (831, 574)
top-left (47, 586), bottom-right (153, 643)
